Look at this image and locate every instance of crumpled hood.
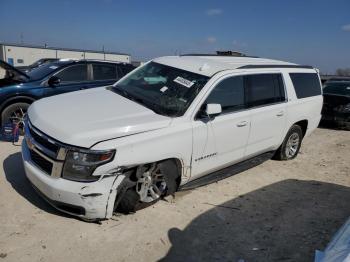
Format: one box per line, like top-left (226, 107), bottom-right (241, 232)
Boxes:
top-left (28, 87), bottom-right (172, 148)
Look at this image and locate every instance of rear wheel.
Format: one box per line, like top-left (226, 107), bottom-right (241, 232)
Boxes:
top-left (116, 160), bottom-right (179, 213)
top-left (273, 125), bottom-right (303, 160)
top-left (1, 102), bottom-right (30, 135)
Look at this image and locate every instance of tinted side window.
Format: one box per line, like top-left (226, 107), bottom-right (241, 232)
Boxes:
top-left (246, 74), bottom-right (285, 107)
top-left (55, 64), bottom-right (88, 82)
top-left (93, 64), bottom-right (117, 80)
top-left (206, 76), bottom-right (244, 113)
top-left (289, 73), bottom-right (321, 98)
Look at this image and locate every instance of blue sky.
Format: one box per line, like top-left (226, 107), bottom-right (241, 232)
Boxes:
top-left (0, 0), bottom-right (349, 73)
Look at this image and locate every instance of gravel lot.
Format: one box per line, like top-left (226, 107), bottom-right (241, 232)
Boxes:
top-left (0, 127), bottom-right (349, 262)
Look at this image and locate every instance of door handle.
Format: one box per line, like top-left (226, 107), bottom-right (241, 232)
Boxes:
top-left (236, 121), bottom-right (248, 127)
top-left (276, 111), bottom-right (284, 117)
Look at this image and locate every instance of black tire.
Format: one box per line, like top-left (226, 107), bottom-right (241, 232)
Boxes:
top-left (1, 102), bottom-right (30, 135)
top-left (273, 125), bottom-right (303, 161)
top-left (116, 160), bottom-right (180, 214)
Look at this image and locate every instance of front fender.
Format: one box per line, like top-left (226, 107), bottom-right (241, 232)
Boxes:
top-left (91, 123), bottom-right (193, 185)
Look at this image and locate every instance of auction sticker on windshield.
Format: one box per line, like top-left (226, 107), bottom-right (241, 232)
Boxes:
top-left (160, 86), bottom-right (168, 92)
top-left (174, 76), bottom-right (194, 88)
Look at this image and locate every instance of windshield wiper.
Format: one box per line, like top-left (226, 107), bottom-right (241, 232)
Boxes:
top-left (112, 87), bottom-right (147, 106)
top-left (112, 86), bottom-right (168, 115)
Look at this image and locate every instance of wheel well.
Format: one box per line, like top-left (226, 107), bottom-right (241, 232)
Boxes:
top-left (0, 97), bottom-right (35, 122)
top-left (113, 158), bottom-right (183, 212)
top-left (156, 158), bottom-right (183, 189)
top-left (294, 120), bottom-right (308, 137)
top-left (126, 158), bottom-right (183, 188)
top-left (172, 158), bottom-right (183, 189)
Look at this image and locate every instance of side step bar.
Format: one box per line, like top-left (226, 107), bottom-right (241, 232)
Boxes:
top-left (179, 151), bottom-right (275, 191)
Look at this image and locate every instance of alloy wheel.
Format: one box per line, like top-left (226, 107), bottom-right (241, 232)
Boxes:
top-left (136, 164), bottom-right (167, 203)
top-left (285, 132), bottom-right (300, 158)
top-left (7, 106), bottom-right (27, 135)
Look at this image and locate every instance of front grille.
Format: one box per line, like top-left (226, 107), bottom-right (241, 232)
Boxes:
top-left (30, 150), bottom-right (53, 174)
top-left (25, 120), bottom-right (66, 177)
top-left (29, 127), bottom-right (59, 154)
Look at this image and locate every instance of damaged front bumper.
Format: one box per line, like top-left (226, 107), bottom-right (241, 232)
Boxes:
top-left (22, 140), bottom-right (125, 220)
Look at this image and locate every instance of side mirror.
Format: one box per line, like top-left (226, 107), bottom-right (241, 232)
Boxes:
top-left (48, 76), bottom-right (61, 87)
top-left (205, 103), bottom-right (222, 117)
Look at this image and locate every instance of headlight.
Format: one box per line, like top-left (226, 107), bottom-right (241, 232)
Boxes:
top-left (62, 149), bottom-right (115, 182)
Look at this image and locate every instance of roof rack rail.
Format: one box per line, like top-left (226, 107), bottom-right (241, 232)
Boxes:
top-left (180, 53), bottom-right (259, 58)
top-left (237, 64), bottom-right (314, 69)
top-left (216, 50), bottom-right (245, 56)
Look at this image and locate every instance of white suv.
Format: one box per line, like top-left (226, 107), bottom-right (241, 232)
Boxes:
top-left (22, 55), bottom-right (323, 221)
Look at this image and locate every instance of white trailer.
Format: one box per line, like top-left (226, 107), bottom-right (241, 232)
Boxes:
top-left (0, 43), bottom-right (130, 66)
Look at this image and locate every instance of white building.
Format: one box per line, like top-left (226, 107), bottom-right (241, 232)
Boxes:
top-left (0, 42), bottom-right (131, 66)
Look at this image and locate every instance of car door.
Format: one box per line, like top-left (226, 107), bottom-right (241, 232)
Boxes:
top-left (244, 73), bottom-right (287, 157)
top-left (91, 63), bottom-right (118, 87)
top-left (191, 75), bottom-right (251, 179)
top-left (43, 63), bottom-right (90, 97)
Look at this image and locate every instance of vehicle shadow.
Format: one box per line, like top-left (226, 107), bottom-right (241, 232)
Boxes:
top-left (318, 121), bottom-right (348, 131)
top-left (3, 152), bottom-right (74, 219)
top-left (161, 179), bottom-right (350, 262)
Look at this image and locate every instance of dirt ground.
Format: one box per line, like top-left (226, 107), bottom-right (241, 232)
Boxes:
top-left (0, 127), bottom-right (349, 262)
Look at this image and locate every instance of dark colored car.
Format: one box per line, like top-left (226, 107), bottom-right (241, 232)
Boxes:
top-left (326, 77), bottom-right (350, 83)
top-left (16, 58), bottom-right (59, 73)
top-left (0, 59), bottom-right (136, 132)
top-left (321, 81), bottom-right (350, 129)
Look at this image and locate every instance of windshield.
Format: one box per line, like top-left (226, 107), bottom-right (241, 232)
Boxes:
top-left (28, 58), bottom-right (58, 70)
top-left (27, 61), bottom-right (69, 81)
top-left (113, 62), bottom-right (209, 117)
top-left (27, 60), bottom-right (45, 69)
top-left (323, 83), bottom-right (350, 96)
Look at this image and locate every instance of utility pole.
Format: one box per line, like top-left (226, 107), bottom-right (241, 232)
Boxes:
top-left (20, 32), bottom-right (24, 44)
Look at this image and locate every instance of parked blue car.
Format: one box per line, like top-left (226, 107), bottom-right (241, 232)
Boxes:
top-left (0, 59), bottom-right (136, 133)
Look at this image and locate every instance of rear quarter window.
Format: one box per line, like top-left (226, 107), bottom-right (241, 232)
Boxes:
top-left (92, 64), bottom-right (117, 80)
top-left (289, 73), bottom-right (321, 98)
